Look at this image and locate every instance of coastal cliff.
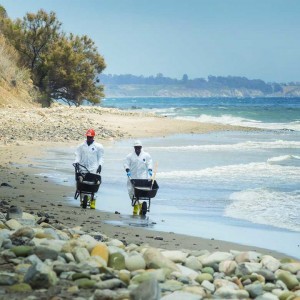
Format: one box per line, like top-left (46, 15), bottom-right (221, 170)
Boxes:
top-left (103, 83), bottom-right (300, 98)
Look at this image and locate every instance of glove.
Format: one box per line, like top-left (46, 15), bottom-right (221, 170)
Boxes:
top-left (126, 171), bottom-right (131, 178)
top-left (148, 169), bottom-right (153, 177)
top-left (97, 165), bottom-right (102, 174)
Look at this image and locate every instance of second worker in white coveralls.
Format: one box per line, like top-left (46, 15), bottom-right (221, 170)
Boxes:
top-left (124, 140), bottom-right (153, 214)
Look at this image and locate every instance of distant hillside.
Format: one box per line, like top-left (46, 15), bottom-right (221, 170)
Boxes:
top-left (100, 74), bottom-right (300, 98)
top-left (0, 34), bottom-right (37, 108)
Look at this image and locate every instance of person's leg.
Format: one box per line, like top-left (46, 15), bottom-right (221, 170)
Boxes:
top-left (80, 193), bottom-right (83, 206)
top-left (127, 179), bottom-right (139, 214)
top-left (90, 195), bottom-right (96, 209)
top-left (138, 202), bottom-right (143, 215)
top-left (133, 199), bottom-right (140, 215)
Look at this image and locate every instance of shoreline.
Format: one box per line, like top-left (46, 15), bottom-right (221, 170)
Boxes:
top-left (0, 140), bottom-right (292, 260)
top-left (1, 105), bottom-right (299, 299)
top-left (0, 105), bottom-right (295, 259)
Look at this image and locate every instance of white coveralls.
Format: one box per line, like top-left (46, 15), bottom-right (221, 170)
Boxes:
top-left (124, 150), bottom-right (153, 199)
top-left (74, 141), bottom-right (104, 173)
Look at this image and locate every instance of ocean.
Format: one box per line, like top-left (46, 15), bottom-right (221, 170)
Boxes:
top-left (37, 97), bottom-right (300, 258)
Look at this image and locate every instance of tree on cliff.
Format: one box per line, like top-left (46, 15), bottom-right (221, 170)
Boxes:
top-left (2, 9), bottom-right (106, 106)
top-left (42, 34), bottom-right (106, 106)
top-left (0, 5), bottom-right (7, 19)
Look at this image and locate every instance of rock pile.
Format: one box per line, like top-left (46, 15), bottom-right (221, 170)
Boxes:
top-left (0, 206), bottom-right (300, 300)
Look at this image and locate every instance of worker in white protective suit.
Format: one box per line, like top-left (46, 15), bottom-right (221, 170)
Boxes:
top-left (124, 140), bottom-right (153, 215)
top-left (74, 129), bottom-right (104, 209)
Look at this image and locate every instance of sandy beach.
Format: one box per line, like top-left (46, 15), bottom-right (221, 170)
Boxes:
top-left (0, 105), bottom-right (287, 259)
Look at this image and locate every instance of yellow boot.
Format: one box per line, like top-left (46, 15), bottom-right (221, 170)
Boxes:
top-left (133, 204), bottom-right (139, 215)
top-left (138, 203), bottom-right (143, 215)
top-left (90, 198), bottom-right (96, 209)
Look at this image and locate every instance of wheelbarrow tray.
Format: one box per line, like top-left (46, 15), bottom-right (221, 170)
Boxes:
top-left (131, 179), bottom-right (159, 198)
top-left (76, 173), bottom-right (101, 193)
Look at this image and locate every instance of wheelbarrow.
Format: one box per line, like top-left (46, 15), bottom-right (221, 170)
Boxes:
top-left (73, 163), bottom-right (101, 209)
top-left (130, 179), bottom-right (159, 215)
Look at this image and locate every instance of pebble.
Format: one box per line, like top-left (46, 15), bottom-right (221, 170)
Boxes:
top-left (0, 205), bottom-right (299, 299)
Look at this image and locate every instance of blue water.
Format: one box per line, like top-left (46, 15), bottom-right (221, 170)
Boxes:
top-left (35, 97), bottom-right (300, 258)
top-left (101, 97), bottom-right (300, 130)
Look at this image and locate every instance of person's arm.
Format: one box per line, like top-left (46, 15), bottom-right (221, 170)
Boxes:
top-left (96, 144), bottom-right (104, 173)
top-left (74, 145), bottom-right (81, 164)
top-left (124, 153), bottom-right (131, 170)
top-left (146, 153), bottom-right (153, 176)
top-left (146, 153), bottom-right (153, 170)
top-left (124, 154), bottom-right (131, 177)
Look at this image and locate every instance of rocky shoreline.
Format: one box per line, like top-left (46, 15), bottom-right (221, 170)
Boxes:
top-left (0, 105), bottom-right (298, 299)
top-left (0, 105), bottom-right (254, 145)
top-left (0, 106), bottom-right (126, 143)
top-left (0, 203), bottom-right (299, 300)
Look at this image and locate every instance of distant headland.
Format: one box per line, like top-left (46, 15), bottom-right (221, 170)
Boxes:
top-left (100, 74), bottom-right (300, 98)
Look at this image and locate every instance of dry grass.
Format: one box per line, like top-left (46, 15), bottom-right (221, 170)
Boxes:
top-left (0, 34), bottom-right (38, 108)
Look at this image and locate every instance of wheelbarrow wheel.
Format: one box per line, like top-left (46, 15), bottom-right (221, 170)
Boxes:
top-left (82, 195), bottom-right (88, 209)
top-left (141, 201), bottom-right (147, 216)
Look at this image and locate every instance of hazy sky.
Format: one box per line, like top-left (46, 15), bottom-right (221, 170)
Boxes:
top-left (1, 0), bottom-right (300, 82)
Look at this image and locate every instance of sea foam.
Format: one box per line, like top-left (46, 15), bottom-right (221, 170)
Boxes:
top-left (267, 155), bottom-right (300, 166)
top-left (225, 188), bottom-right (300, 232)
top-left (175, 114), bottom-right (300, 131)
top-left (157, 162), bottom-right (300, 185)
top-left (149, 140), bottom-right (300, 152)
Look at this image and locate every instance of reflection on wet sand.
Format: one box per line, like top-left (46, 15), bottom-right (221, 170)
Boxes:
top-left (105, 214), bottom-right (157, 228)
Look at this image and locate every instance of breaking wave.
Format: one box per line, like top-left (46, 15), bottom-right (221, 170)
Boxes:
top-left (225, 188), bottom-right (300, 232)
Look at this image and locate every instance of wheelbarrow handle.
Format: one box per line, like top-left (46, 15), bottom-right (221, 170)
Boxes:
top-left (73, 163), bottom-right (90, 173)
top-left (129, 177), bottom-right (136, 186)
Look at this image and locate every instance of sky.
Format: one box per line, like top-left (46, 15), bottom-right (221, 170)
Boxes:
top-left (1, 0), bottom-right (300, 83)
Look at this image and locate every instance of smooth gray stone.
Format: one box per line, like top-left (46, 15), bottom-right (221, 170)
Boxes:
top-left (1, 249), bottom-right (16, 260)
top-left (143, 248), bottom-right (179, 272)
top-left (53, 263), bottom-right (79, 275)
top-left (263, 282), bottom-right (277, 292)
top-left (43, 228), bottom-right (61, 240)
top-left (214, 286), bottom-right (249, 299)
top-left (257, 269), bottom-right (276, 281)
top-left (184, 256), bottom-right (202, 271)
top-left (161, 291), bottom-right (203, 300)
top-left (2, 239), bottom-right (13, 249)
top-left (0, 272), bottom-right (18, 285)
top-left (159, 280), bottom-right (183, 292)
top-left (94, 289), bottom-right (130, 300)
top-left (6, 206), bottom-right (23, 220)
top-left (24, 254), bottom-right (43, 265)
top-left (0, 229), bottom-right (10, 240)
top-left (255, 292), bottom-right (279, 300)
top-left (24, 261), bottom-right (58, 288)
top-left (244, 282), bottom-right (264, 298)
top-left (33, 246), bottom-right (59, 261)
top-left (95, 278), bottom-right (126, 290)
top-left (235, 262), bottom-right (262, 276)
top-left (130, 277), bottom-right (161, 300)
top-left (0, 212), bottom-right (6, 221)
